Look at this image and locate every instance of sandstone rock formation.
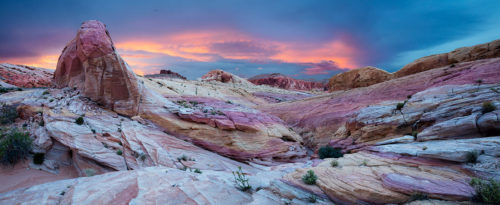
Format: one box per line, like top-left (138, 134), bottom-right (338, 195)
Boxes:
top-left (284, 152), bottom-right (476, 204)
top-left (394, 39), bottom-right (500, 77)
top-left (327, 66), bottom-right (392, 91)
top-left (261, 57), bottom-right (500, 146)
top-left (201, 69), bottom-right (253, 86)
top-left (0, 63), bottom-right (53, 88)
top-left (248, 73), bottom-right (325, 91)
top-left (53, 20), bottom-right (143, 116)
top-left (144, 69), bottom-right (187, 80)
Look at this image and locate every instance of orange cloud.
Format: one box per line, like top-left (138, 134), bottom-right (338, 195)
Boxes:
top-left (114, 30), bottom-right (360, 73)
top-left (1, 54), bottom-right (59, 69)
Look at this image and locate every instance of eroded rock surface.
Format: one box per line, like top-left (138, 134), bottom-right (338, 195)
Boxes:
top-left (53, 20), bottom-right (143, 116)
top-left (394, 39), bottom-right (500, 77)
top-left (327, 66), bottom-right (392, 91)
top-left (0, 63), bottom-right (53, 88)
top-left (248, 73), bottom-right (325, 91)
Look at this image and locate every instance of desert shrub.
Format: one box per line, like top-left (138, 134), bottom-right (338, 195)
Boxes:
top-left (194, 168), bottom-right (202, 174)
top-left (42, 90), bottom-right (49, 95)
top-left (38, 120), bottom-right (45, 127)
top-left (396, 101), bottom-right (406, 110)
top-left (482, 101), bottom-right (496, 114)
top-left (302, 170), bottom-right (318, 185)
top-left (75, 117), bottom-right (84, 125)
top-left (307, 195), bottom-right (317, 203)
top-left (0, 128), bottom-right (32, 165)
top-left (330, 160), bottom-right (338, 167)
top-left (233, 166), bottom-right (251, 191)
top-left (0, 104), bottom-right (18, 124)
top-left (318, 146), bottom-right (343, 159)
top-left (466, 151), bottom-right (479, 163)
top-left (408, 193), bottom-right (429, 202)
top-left (84, 168), bottom-right (97, 177)
top-left (470, 178), bottom-right (500, 204)
top-left (33, 153), bottom-right (45, 165)
top-left (116, 149), bottom-right (122, 155)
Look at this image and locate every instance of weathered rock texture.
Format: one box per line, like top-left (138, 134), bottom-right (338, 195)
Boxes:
top-left (283, 152), bottom-right (476, 204)
top-left (248, 73), bottom-right (325, 91)
top-left (53, 20), bottom-right (142, 116)
top-left (201, 69), bottom-right (253, 86)
top-left (261, 57), bottom-right (500, 146)
top-left (0, 63), bottom-right (53, 88)
top-left (144, 69), bottom-right (186, 80)
top-left (394, 39), bottom-right (500, 77)
top-left (327, 66), bottom-right (392, 91)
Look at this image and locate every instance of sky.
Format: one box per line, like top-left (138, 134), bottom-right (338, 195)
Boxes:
top-left (0, 0), bottom-right (499, 80)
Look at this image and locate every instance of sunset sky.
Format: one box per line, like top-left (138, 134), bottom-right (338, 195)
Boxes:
top-left (1, 0), bottom-right (499, 80)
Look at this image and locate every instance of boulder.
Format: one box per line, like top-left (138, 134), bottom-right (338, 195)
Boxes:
top-left (53, 20), bottom-right (142, 116)
top-left (327, 66), bottom-right (392, 91)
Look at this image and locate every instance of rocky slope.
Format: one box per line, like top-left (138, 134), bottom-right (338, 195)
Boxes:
top-left (248, 73), bottom-right (325, 91)
top-left (394, 38), bottom-right (500, 77)
top-left (144, 69), bottom-right (187, 80)
top-left (327, 66), bottom-right (392, 91)
top-left (261, 57), bottom-right (500, 146)
top-left (0, 63), bottom-right (53, 88)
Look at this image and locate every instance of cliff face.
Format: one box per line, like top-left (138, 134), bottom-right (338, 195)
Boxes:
top-left (248, 73), bottom-right (325, 91)
top-left (0, 63), bottom-right (53, 88)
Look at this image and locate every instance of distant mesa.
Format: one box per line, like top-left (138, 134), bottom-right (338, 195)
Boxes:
top-left (327, 66), bottom-right (392, 91)
top-left (248, 73), bottom-right (325, 91)
top-left (144, 69), bottom-right (187, 80)
top-left (53, 20), bottom-right (143, 116)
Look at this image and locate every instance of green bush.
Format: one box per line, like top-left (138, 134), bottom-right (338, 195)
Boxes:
top-left (75, 117), bottom-right (84, 125)
top-left (233, 166), bottom-right (251, 191)
top-left (0, 104), bottom-right (18, 124)
top-left (318, 146), bottom-right (343, 159)
top-left (396, 102), bottom-right (406, 110)
top-left (0, 128), bottom-right (32, 165)
top-left (482, 101), bottom-right (496, 114)
top-left (330, 160), bottom-right (338, 167)
top-left (33, 153), bottom-right (45, 165)
top-left (194, 168), bottom-right (202, 174)
top-left (470, 178), bottom-right (500, 204)
top-left (116, 149), bottom-right (122, 155)
top-left (302, 170), bottom-right (318, 185)
top-left (42, 90), bottom-right (49, 95)
top-left (466, 151), bottom-right (479, 163)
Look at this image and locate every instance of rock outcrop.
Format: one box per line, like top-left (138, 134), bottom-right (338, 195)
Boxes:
top-left (284, 152), bottom-right (476, 204)
top-left (144, 69), bottom-right (187, 80)
top-left (53, 20), bottom-right (142, 116)
top-left (394, 39), bottom-right (500, 77)
top-left (0, 63), bottom-right (53, 88)
top-left (201, 69), bottom-right (253, 86)
top-left (248, 73), bottom-right (325, 91)
top-left (261, 57), bottom-right (500, 146)
top-left (327, 66), bottom-right (392, 91)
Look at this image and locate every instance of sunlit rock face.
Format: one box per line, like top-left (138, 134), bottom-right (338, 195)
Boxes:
top-left (53, 20), bottom-right (142, 116)
top-left (248, 73), bottom-right (325, 91)
top-left (327, 66), bottom-right (392, 91)
top-left (394, 39), bottom-right (500, 78)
